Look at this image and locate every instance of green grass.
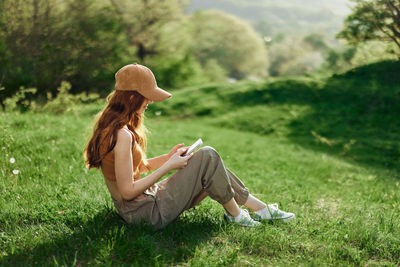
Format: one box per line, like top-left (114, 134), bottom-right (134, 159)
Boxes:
top-left (151, 60), bottom-right (400, 173)
top-left (1, 61), bottom-right (400, 265)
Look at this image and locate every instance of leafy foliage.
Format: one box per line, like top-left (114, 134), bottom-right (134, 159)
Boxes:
top-left (149, 54), bottom-right (207, 89)
top-left (2, 87), bottom-right (38, 113)
top-left (322, 40), bottom-right (398, 73)
top-left (338, 0), bottom-right (400, 55)
top-left (41, 81), bottom-right (101, 114)
top-left (1, 0), bottom-right (272, 103)
top-left (268, 35), bottom-right (326, 77)
top-left (0, 0), bottom-right (127, 101)
top-left (2, 81), bottom-right (100, 114)
top-left (109, 0), bottom-right (188, 62)
top-left (188, 10), bottom-right (269, 79)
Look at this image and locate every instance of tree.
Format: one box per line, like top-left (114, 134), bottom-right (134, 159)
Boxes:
top-left (187, 10), bottom-right (269, 79)
top-left (338, 0), bottom-right (400, 56)
top-left (268, 35), bottom-right (325, 77)
top-left (0, 0), bottom-right (128, 100)
top-left (109, 0), bottom-right (187, 62)
top-left (303, 34), bottom-right (329, 52)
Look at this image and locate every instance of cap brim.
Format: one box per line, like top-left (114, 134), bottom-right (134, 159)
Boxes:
top-left (141, 87), bottom-right (171, 102)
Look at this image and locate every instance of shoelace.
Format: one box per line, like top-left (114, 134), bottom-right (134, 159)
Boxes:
top-left (241, 209), bottom-right (251, 219)
top-left (267, 203), bottom-right (280, 218)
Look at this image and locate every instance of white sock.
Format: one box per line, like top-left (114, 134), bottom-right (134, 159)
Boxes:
top-left (234, 209), bottom-right (243, 220)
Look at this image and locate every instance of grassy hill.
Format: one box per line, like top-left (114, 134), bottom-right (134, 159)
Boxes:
top-left (151, 60), bottom-right (400, 173)
top-left (1, 61), bottom-right (399, 265)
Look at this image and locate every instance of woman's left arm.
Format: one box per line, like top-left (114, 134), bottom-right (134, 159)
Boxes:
top-left (139, 144), bottom-right (185, 173)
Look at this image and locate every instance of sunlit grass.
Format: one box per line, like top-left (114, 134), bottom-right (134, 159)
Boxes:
top-left (1, 108), bottom-right (399, 265)
top-left (151, 60), bottom-right (400, 173)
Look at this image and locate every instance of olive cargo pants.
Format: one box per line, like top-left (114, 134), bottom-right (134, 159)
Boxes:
top-left (112, 146), bottom-right (250, 229)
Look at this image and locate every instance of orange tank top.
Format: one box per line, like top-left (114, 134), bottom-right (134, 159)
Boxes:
top-left (100, 129), bottom-right (145, 181)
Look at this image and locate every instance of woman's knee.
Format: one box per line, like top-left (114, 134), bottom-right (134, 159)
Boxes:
top-left (196, 146), bottom-right (223, 167)
top-left (187, 146), bottom-right (222, 173)
top-left (198, 146), bottom-right (218, 156)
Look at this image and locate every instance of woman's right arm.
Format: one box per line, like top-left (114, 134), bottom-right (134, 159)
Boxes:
top-left (114, 129), bottom-right (192, 200)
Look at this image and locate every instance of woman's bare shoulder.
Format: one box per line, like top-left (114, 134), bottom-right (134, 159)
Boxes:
top-left (115, 128), bottom-right (133, 150)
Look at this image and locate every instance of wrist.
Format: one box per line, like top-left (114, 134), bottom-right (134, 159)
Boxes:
top-left (159, 163), bottom-right (171, 174)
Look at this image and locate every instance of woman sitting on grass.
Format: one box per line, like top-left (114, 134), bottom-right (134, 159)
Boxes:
top-left (84, 63), bottom-right (295, 229)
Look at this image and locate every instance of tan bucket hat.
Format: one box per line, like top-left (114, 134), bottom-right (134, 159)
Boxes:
top-left (115, 63), bottom-right (171, 102)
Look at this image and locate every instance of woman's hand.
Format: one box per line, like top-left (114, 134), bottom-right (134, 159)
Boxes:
top-left (167, 144), bottom-right (185, 159)
top-left (164, 147), bottom-right (193, 171)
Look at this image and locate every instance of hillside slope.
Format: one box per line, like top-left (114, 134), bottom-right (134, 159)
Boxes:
top-left (151, 60), bottom-right (400, 172)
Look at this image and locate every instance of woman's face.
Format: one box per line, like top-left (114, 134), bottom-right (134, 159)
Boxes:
top-left (139, 98), bottom-right (153, 114)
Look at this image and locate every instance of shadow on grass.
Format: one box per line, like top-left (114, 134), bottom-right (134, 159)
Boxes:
top-left (2, 206), bottom-right (219, 265)
top-left (226, 60), bottom-right (400, 174)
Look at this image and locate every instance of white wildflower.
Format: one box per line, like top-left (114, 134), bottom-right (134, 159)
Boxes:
top-left (155, 111), bottom-right (162, 116)
top-left (12, 169), bottom-right (20, 175)
top-left (10, 157), bottom-right (15, 163)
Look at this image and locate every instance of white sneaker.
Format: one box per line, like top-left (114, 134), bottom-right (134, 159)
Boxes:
top-left (224, 209), bottom-right (261, 227)
top-left (253, 203), bottom-right (295, 222)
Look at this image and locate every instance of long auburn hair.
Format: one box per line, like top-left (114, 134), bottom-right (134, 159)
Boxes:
top-left (84, 90), bottom-right (149, 170)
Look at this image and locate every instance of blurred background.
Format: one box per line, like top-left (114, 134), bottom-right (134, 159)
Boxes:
top-left (0, 0), bottom-right (398, 103)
